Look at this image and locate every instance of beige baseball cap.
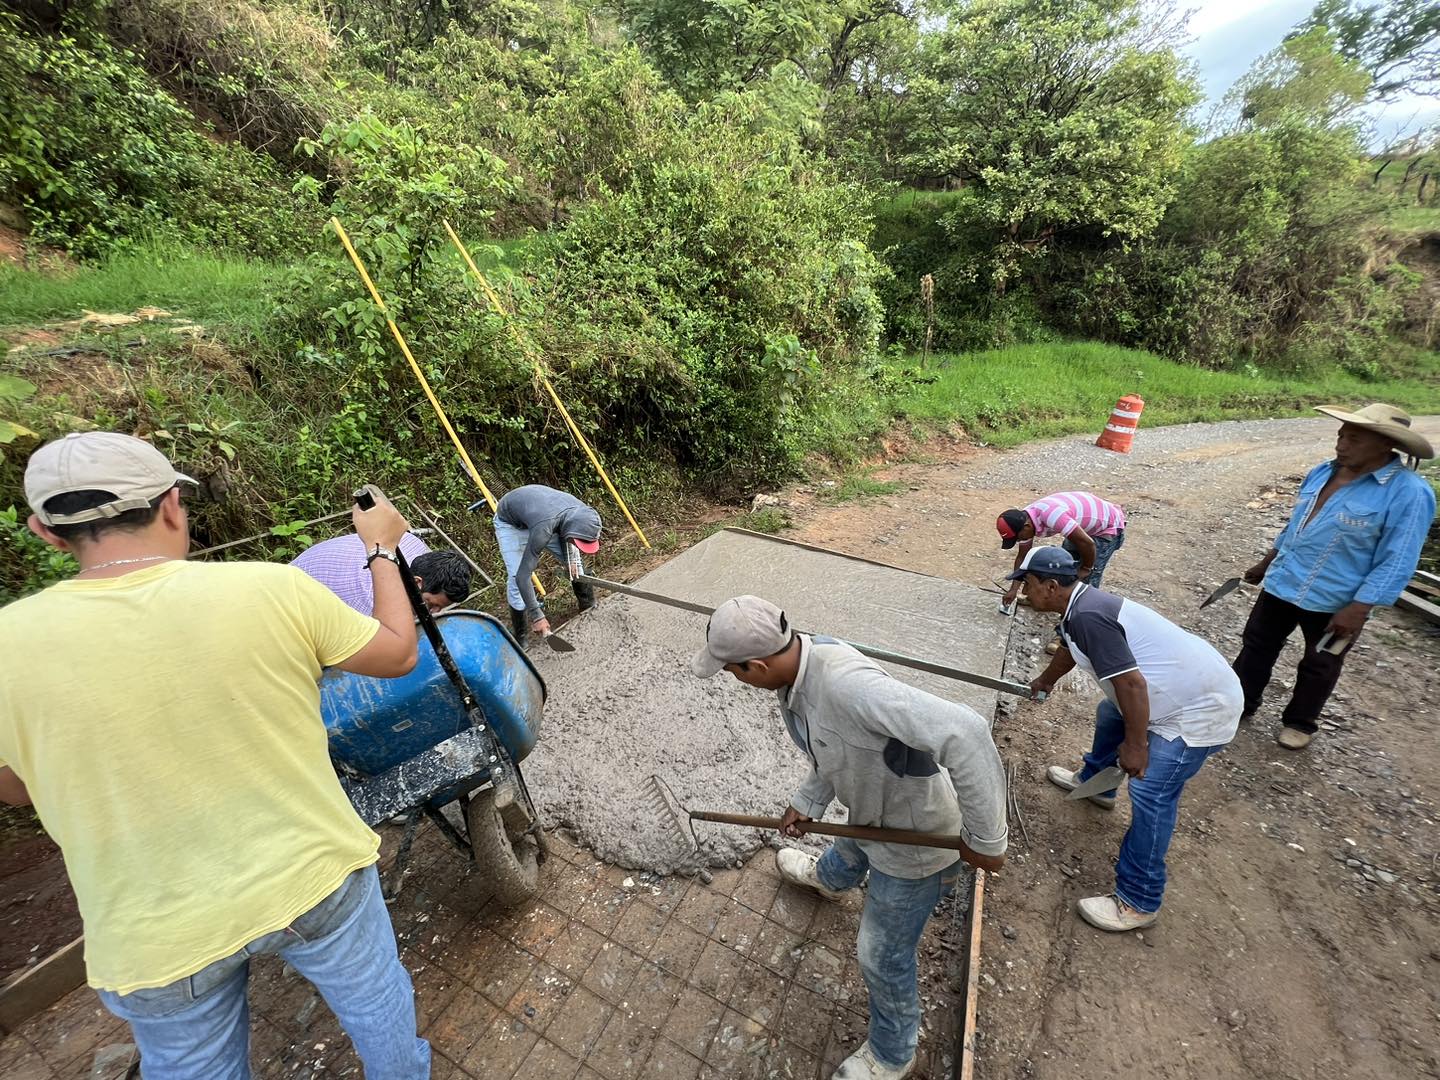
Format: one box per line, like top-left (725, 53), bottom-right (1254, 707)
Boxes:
top-left (25, 432), bottom-right (195, 526)
top-left (691, 595), bottom-right (792, 678)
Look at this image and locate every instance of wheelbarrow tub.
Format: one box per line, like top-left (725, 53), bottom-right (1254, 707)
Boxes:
top-left (320, 610), bottom-right (545, 777)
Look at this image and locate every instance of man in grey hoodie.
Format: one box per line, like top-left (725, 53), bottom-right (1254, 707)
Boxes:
top-left (692, 596), bottom-right (1008, 1080)
top-left (483, 484), bottom-right (602, 641)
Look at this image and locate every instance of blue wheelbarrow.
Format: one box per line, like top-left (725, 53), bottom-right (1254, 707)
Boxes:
top-left (319, 528), bottom-right (548, 907)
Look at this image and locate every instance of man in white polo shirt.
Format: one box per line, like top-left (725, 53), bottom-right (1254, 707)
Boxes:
top-left (1018, 548), bottom-right (1240, 932)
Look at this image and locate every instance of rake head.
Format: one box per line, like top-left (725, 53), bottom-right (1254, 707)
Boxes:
top-left (644, 774), bottom-right (697, 855)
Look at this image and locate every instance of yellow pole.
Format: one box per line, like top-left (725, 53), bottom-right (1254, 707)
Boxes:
top-left (329, 217), bottom-right (546, 597)
top-left (442, 221), bottom-right (652, 549)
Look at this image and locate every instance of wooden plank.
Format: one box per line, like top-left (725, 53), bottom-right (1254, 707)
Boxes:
top-left (957, 869), bottom-right (987, 1080)
top-left (1413, 570), bottom-right (1440, 588)
top-left (1406, 579), bottom-right (1440, 600)
top-left (0, 936), bottom-right (85, 1035)
top-left (1396, 590), bottom-right (1440, 626)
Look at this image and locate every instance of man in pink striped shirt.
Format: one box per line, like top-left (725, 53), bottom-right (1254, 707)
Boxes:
top-left (998, 492), bottom-right (1127, 607)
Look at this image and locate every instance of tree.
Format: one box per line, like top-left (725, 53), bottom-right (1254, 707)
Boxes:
top-left (1294, 0), bottom-right (1440, 100)
top-left (1227, 26), bottom-right (1372, 129)
top-left (616, 0), bottom-right (839, 99)
top-left (904, 0), bottom-right (1197, 281)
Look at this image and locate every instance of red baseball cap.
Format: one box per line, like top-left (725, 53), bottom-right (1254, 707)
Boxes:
top-left (569, 536), bottom-right (600, 555)
top-left (996, 509), bottom-right (1029, 549)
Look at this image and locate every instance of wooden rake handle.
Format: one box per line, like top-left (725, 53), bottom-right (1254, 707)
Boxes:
top-left (688, 811), bottom-right (967, 851)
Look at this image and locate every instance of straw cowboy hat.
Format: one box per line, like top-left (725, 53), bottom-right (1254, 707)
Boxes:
top-left (1314, 403), bottom-right (1434, 460)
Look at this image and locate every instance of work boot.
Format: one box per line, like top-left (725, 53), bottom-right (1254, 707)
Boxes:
top-left (1046, 765), bottom-right (1117, 809)
top-left (1077, 894), bottom-right (1158, 932)
top-left (573, 579), bottom-right (596, 612)
top-left (832, 1041), bottom-right (915, 1079)
top-left (508, 607), bottom-right (528, 643)
top-left (775, 849), bottom-right (847, 901)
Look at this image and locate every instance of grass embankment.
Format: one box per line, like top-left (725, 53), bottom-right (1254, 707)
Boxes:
top-left (0, 249), bottom-right (281, 329)
top-left (888, 341), bottom-right (1440, 448)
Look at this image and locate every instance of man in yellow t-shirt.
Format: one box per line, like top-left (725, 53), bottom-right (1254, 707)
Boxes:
top-left (0, 432), bottom-right (430, 1079)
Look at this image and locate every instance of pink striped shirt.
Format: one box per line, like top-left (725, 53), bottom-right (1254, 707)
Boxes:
top-left (1025, 492), bottom-right (1126, 539)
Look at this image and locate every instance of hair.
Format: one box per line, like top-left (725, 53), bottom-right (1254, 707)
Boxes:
top-left (42, 489), bottom-right (169, 545)
top-left (411, 550), bottom-right (473, 603)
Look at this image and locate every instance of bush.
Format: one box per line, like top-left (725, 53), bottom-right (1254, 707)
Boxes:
top-left (525, 66), bottom-right (885, 486)
top-left (1046, 118), bottom-right (1405, 367)
top-left (0, 10), bottom-right (317, 259)
top-left (872, 190), bottom-right (1053, 352)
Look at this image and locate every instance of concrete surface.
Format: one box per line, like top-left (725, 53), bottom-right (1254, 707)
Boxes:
top-left (523, 529), bottom-right (1009, 872)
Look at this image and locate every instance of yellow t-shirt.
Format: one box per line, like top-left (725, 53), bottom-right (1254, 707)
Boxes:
top-left (0, 560), bottom-right (383, 993)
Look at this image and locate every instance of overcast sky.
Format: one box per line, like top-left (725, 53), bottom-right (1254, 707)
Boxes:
top-left (1182, 0), bottom-right (1438, 147)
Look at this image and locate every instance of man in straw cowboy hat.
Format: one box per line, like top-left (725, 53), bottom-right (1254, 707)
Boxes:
top-left (1232, 404), bottom-right (1436, 750)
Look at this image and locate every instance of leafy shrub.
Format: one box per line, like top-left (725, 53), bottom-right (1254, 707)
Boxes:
top-left (0, 10), bottom-right (317, 258)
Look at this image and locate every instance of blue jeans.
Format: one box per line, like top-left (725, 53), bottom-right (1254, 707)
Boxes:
top-left (494, 519), bottom-right (567, 615)
top-left (1064, 528), bottom-right (1124, 587)
top-left (816, 839), bottom-right (964, 1069)
top-left (1077, 701), bottom-right (1223, 913)
top-left (98, 866), bottom-right (429, 1080)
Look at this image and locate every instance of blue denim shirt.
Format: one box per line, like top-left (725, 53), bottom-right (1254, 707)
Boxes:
top-left (1263, 456), bottom-right (1437, 612)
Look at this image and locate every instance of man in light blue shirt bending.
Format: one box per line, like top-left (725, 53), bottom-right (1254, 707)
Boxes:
top-left (1233, 404), bottom-right (1436, 750)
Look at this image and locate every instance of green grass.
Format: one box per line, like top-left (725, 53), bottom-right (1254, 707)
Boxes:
top-left (820, 472), bottom-right (904, 502)
top-left (0, 245), bottom-right (281, 328)
top-left (1389, 205), bottom-right (1440, 234)
top-left (891, 341), bottom-right (1440, 448)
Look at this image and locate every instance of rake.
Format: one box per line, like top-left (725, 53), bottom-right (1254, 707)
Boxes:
top-left (645, 775), bottom-right (984, 854)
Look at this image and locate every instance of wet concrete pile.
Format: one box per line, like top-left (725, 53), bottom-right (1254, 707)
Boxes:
top-left (524, 529), bottom-right (1008, 874)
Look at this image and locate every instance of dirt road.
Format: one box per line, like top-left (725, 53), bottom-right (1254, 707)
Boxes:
top-left (778, 417), bottom-right (1440, 1080)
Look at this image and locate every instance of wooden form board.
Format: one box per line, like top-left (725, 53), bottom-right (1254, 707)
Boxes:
top-left (0, 936), bottom-right (85, 1035)
top-left (956, 870), bottom-right (987, 1080)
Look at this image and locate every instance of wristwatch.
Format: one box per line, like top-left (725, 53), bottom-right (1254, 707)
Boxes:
top-left (365, 544), bottom-right (400, 569)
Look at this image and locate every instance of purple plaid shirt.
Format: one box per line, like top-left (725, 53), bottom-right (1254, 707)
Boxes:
top-left (290, 533), bottom-right (430, 615)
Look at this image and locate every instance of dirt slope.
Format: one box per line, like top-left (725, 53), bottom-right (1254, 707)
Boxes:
top-left (776, 417), bottom-right (1440, 1080)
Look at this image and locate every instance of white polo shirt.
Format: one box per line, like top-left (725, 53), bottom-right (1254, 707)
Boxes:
top-left (1058, 584), bottom-right (1241, 747)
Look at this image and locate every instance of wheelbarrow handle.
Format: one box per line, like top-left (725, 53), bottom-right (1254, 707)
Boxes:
top-left (688, 810), bottom-right (969, 851)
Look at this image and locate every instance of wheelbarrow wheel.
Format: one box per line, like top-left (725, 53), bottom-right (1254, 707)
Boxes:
top-left (466, 786), bottom-right (539, 908)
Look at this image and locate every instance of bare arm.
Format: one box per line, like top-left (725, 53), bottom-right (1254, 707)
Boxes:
top-left (0, 766), bottom-right (30, 806)
top-left (1108, 670), bottom-right (1151, 778)
top-left (335, 487), bottom-right (419, 678)
top-left (1003, 539), bottom-right (1034, 602)
top-left (1067, 525), bottom-right (1097, 576)
top-left (1030, 644), bottom-right (1076, 694)
top-left (1245, 549), bottom-right (1278, 584)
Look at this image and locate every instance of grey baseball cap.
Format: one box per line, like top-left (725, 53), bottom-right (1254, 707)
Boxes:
top-left (25, 432), bottom-right (195, 525)
top-left (690, 595), bottom-right (791, 678)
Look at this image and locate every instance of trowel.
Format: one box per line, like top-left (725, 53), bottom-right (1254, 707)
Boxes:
top-left (540, 630), bottom-right (575, 653)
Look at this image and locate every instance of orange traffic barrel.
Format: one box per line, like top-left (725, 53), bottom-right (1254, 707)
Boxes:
top-left (1096, 394), bottom-right (1144, 453)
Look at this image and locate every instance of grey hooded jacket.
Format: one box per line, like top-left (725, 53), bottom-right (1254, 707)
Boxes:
top-left (495, 485), bottom-right (601, 620)
top-left (779, 635), bottom-right (1008, 879)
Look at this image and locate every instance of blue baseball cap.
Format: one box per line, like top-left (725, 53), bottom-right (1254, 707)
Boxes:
top-left (1005, 546), bottom-right (1079, 582)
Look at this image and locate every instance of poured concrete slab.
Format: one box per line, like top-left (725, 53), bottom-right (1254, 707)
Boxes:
top-left (524, 529), bottom-right (1011, 873)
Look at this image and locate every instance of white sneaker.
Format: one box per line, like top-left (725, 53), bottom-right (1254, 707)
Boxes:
top-left (1277, 727), bottom-right (1313, 750)
top-left (1045, 765), bottom-right (1117, 809)
top-left (775, 848), bottom-right (847, 901)
top-left (832, 1041), bottom-right (915, 1079)
top-left (1077, 894), bottom-right (1158, 932)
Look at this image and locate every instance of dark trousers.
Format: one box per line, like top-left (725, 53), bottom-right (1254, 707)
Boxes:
top-left (1232, 590), bottom-right (1351, 734)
